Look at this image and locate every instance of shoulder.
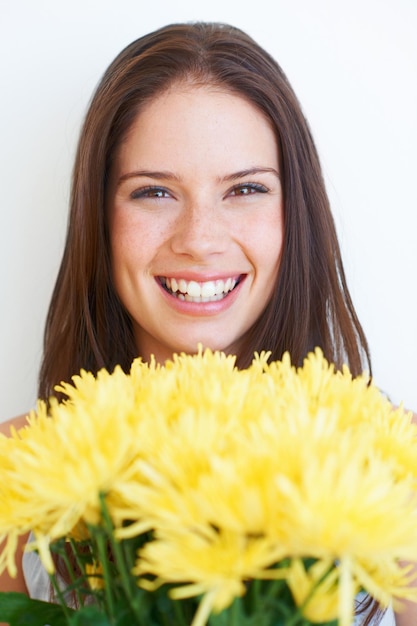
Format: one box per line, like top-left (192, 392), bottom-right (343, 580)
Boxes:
top-left (0, 413), bottom-right (30, 437)
top-left (408, 410), bottom-right (417, 425)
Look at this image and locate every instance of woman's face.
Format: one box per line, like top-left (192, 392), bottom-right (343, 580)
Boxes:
top-left (108, 85), bottom-right (284, 363)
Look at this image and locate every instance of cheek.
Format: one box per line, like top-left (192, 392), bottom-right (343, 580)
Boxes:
top-left (109, 211), bottom-right (143, 286)
top-left (109, 211), bottom-right (172, 284)
top-left (243, 213), bottom-right (284, 276)
top-left (110, 208), bottom-right (145, 260)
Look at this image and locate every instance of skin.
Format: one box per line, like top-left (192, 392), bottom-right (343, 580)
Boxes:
top-left (108, 85), bottom-right (284, 364)
top-left (396, 592), bottom-right (417, 626)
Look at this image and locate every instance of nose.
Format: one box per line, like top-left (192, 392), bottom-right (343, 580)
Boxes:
top-left (170, 201), bottom-right (228, 259)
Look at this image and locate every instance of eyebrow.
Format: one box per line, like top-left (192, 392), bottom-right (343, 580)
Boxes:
top-left (117, 166), bottom-right (280, 187)
top-left (220, 167), bottom-right (280, 182)
top-left (117, 170), bottom-right (181, 187)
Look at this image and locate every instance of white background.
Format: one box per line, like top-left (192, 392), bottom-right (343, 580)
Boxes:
top-left (1, 0), bottom-right (416, 421)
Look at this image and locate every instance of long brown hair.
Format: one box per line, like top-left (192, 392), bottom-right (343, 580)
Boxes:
top-left (39, 21), bottom-right (371, 395)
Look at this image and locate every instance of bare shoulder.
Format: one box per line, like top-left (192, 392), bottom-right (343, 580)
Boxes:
top-left (409, 409), bottom-right (417, 426)
top-left (0, 413), bottom-right (30, 437)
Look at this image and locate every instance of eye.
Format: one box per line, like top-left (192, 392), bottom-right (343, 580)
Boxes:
top-left (227, 183), bottom-right (269, 197)
top-left (130, 186), bottom-right (171, 200)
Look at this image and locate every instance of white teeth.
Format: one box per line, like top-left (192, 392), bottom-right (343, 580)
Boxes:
top-left (187, 281), bottom-right (201, 298)
top-left (178, 279), bottom-right (187, 293)
top-left (162, 277), bottom-right (238, 301)
top-left (201, 282), bottom-right (216, 298)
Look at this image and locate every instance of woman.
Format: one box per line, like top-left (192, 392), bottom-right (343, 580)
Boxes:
top-left (0, 22), bottom-right (414, 625)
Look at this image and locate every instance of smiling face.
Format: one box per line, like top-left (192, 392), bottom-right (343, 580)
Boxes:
top-left (108, 85), bottom-right (284, 364)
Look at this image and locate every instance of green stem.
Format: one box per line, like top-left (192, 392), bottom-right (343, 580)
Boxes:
top-left (249, 578), bottom-right (262, 613)
top-left (172, 598), bottom-right (190, 626)
top-left (283, 613), bottom-right (304, 626)
top-left (68, 538), bottom-right (88, 581)
top-left (229, 597), bottom-right (241, 626)
top-left (58, 543), bottom-right (84, 608)
top-left (99, 494), bottom-right (143, 622)
top-left (94, 527), bottom-right (116, 621)
top-left (263, 577), bottom-right (286, 599)
top-left (48, 572), bottom-right (74, 624)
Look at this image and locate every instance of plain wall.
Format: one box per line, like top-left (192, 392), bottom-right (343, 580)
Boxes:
top-left (1, 0), bottom-right (416, 421)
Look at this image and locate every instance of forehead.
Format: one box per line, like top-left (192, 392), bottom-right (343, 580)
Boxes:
top-left (137, 79), bottom-right (272, 118)
top-left (115, 85), bottom-right (279, 173)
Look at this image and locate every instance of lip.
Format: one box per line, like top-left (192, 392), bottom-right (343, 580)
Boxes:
top-left (156, 273), bottom-right (246, 315)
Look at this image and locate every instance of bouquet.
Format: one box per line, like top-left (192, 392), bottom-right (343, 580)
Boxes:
top-left (1, 348), bottom-right (417, 626)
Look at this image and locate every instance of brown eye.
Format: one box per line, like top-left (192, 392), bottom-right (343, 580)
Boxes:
top-left (228, 183), bottom-right (269, 197)
top-left (130, 186), bottom-right (170, 200)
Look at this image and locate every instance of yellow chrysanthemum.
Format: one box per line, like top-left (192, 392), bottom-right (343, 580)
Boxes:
top-left (0, 366), bottom-right (139, 573)
top-left (1, 346), bottom-right (417, 626)
top-left (134, 526), bottom-right (287, 614)
top-left (125, 350), bottom-right (417, 623)
top-left (286, 558), bottom-right (341, 623)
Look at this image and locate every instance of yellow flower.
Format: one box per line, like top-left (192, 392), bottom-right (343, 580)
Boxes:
top-left (86, 561), bottom-right (105, 590)
top-left (1, 345), bottom-right (417, 626)
top-left (0, 366), bottom-right (139, 573)
top-left (134, 526), bottom-right (287, 614)
top-left (286, 558), bottom-right (341, 623)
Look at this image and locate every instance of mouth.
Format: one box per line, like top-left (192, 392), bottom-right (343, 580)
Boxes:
top-left (159, 276), bottom-right (243, 303)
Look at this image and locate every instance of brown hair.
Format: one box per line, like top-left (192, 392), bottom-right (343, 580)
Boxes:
top-left (39, 21), bottom-right (371, 397)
